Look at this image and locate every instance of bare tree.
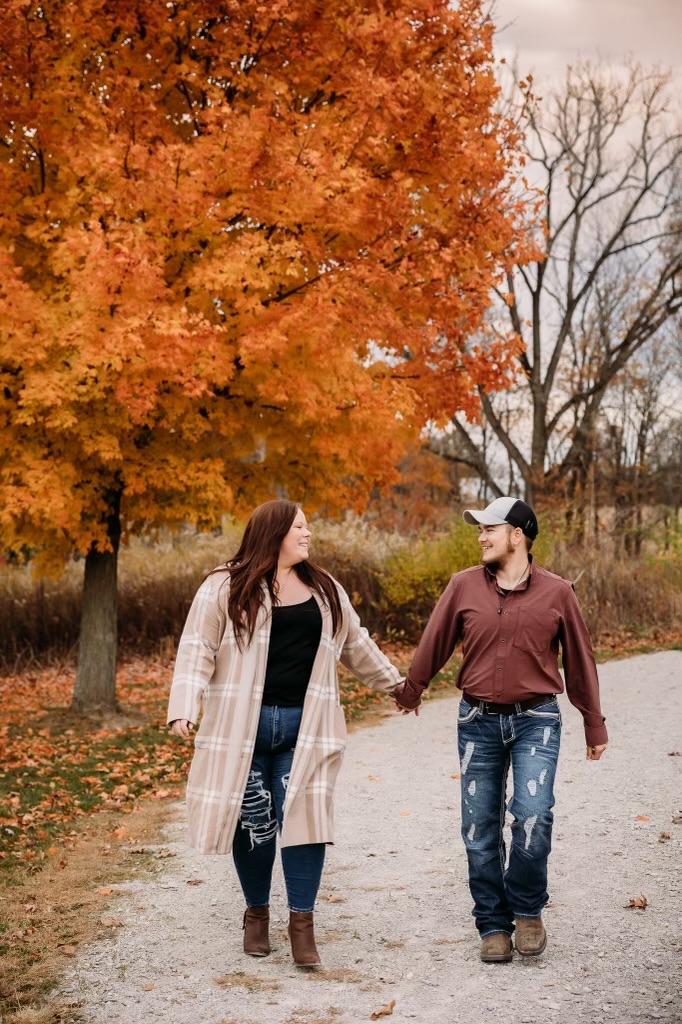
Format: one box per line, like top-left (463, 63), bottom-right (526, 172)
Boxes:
top-left (595, 343), bottom-right (678, 553)
top-left (449, 63), bottom-right (682, 505)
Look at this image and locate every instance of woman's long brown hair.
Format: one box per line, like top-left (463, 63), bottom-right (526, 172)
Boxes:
top-left (209, 499), bottom-right (342, 649)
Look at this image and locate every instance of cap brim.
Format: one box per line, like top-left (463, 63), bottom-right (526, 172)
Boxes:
top-left (462, 509), bottom-right (509, 526)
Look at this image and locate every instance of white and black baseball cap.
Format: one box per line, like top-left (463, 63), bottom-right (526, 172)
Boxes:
top-left (462, 496), bottom-right (539, 540)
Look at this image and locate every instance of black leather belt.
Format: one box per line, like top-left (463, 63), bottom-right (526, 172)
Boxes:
top-left (462, 693), bottom-right (556, 715)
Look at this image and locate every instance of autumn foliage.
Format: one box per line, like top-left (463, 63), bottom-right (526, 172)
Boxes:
top-left (0, 0), bottom-right (528, 547)
top-left (0, 0), bottom-right (531, 706)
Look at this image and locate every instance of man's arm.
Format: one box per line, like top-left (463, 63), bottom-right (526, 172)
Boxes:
top-left (394, 575), bottom-right (464, 709)
top-left (559, 584), bottom-right (608, 751)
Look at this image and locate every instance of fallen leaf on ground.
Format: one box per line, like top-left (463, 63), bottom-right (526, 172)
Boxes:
top-left (371, 999), bottom-right (396, 1019)
top-left (399, 810), bottom-right (410, 817)
top-left (100, 916), bottom-right (124, 927)
top-left (96, 886), bottom-right (114, 896)
top-left (186, 878), bottom-right (204, 886)
top-left (368, 774), bottom-right (381, 781)
top-left (624, 895), bottom-right (648, 910)
top-left (155, 849), bottom-right (176, 859)
top-left (142, 982), bottom-right (156, 991)
top-left (658, 832), bottom-right (671, 843)
top-left (324, 893), bottom-right (346, 903)
top-left (451, 773), bottom-right (461, 779)
top-left (633, 815), bottom-right (650, 822)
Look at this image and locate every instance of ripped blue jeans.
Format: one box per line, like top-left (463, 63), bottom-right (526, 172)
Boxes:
top-left (457, 695), bottom-right (561, 937)
top-left (232, 704), bottom-right (325, 913)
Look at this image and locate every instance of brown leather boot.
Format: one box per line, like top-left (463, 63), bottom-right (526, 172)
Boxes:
top-left (514, 916), bottom-right (547, 956)
top-left (480, 932), bottom-right (513, 963)
top-left (243, 905), bottom-right (271, 956)
top-left (288, 910), bottom-right (321, 967)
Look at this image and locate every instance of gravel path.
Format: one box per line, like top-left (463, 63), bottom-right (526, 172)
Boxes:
top-left (58, 650), bottom-right (682, 1024)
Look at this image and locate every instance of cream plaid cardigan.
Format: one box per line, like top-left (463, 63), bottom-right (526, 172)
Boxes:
top-left (167, 569), bottom-right (401, 854)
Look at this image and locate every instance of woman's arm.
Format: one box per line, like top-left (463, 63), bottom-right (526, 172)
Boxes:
top-left (338, 597), bottom-right (402, 694)
top-left (167, 572), bottom-right (228, 727)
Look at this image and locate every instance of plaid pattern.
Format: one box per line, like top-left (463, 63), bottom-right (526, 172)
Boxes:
top-left (167, 571), bottom-right (401, 853)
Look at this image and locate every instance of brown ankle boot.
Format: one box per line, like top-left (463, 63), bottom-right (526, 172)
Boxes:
top-left (514, 916), bottom-right (547, 956)
top-left (243, 905), bottom-right (271, 956)
top-left (288, 910), bottom-right (321, 967)
top-left (480, 932), bottom-right (513, 962)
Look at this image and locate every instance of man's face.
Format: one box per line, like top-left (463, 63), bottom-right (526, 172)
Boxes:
top-left (478, 524), bottom-right (514, 566)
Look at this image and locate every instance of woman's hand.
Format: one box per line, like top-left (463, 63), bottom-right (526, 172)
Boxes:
top-left (169, 719), bottom-right (194, 739)
top-left (395, 700), bottom-right (420, 716)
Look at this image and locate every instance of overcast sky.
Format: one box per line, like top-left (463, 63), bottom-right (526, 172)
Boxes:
top-left (493, 0), bottom-right (682, 83)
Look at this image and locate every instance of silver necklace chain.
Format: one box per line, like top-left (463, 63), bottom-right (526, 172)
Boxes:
top-left (496, 562), bottom-right (530, 615)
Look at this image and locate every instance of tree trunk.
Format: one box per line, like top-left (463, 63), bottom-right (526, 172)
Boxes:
top-left (71, 493), bottom-right (121, 713)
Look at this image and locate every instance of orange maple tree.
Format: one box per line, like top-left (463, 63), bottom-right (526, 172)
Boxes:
top-left (0, 0), bottom-right (531, 709)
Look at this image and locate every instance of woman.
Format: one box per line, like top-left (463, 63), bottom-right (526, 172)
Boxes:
top-left (167, 500), bottom-right (401, 967)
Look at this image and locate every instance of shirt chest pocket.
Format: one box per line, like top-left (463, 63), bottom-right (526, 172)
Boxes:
top-left (512, 609), bottom-right (560, 655)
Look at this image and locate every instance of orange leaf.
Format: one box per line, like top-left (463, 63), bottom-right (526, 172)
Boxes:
top-left (371, 999), bottom-right (396, 1019)
top-left (633, 815), bottom-right (650, 822)
top-left (624, 895), bottom-right (648, 910)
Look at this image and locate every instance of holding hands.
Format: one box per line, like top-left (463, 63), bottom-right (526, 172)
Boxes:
top-left (393, 677), bottom-right (426, 716)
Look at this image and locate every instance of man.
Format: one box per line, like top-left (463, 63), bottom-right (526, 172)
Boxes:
top-left (393, 496), bottom-right (608, 963)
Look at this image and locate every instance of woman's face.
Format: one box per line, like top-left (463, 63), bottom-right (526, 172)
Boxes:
top-left (278, 508), bottom-right (312, 567)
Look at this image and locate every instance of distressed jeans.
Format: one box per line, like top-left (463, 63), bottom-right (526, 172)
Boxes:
top-left (232, 704), bottom-right (326, 913)
top-left (457, 695), bottom-right (561, 937)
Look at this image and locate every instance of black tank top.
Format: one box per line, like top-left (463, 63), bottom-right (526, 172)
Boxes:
top-left (261, 595), bottom-right (323, 707)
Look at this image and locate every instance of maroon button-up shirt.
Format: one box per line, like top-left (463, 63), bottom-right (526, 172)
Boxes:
top-left (407, 562), bottom-right (608, 746)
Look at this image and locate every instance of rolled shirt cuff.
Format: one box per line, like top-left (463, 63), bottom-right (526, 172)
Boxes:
top-left (584, 719), bottom-right (608, 746)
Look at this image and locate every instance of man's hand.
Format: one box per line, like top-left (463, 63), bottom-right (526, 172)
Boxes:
top-left (169, 719), bottom-right (194, 739)
top-left (393, 678), bottom-right (426, 716)
top-left (586, 743), bottom-right (607, 760)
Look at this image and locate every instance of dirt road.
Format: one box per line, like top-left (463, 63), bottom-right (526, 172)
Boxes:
top-left (57, 650), bottom-right (682, 1024)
